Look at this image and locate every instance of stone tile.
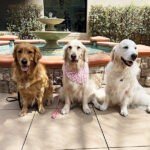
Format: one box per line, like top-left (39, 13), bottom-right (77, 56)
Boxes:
top-left (46, 93), bottom-right (93, 109)
top-left (95, 107), bottom-right (150, 148)
top-left (0, 93), bottom-right (20, 110)
top-left (0, 93), bottom-right (63, 110)
top-left (0, 93), bottom-right (91, 111)
top-left (110, 147), bottom-right (150, 150)
top-left (0, 110), bottom-right (34, 150)
top-left (23, 108), bottom-right (107, 150)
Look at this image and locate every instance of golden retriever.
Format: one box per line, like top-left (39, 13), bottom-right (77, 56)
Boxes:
top-left (100, 39), bottom-right (150, 116)
top-left (12, 43), bottom-right (53, 116)
top-left (60, 40), bottom-right (105, 115)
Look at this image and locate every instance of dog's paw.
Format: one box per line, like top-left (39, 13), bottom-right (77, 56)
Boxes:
top-left (99, 104), bottom-right (108, 111)
top-left (19, 110), bottom-right (27, 117)
top-left (83, 105), bottom-right (91, 114)
top-left (61, 105), bottom-right (70, 115)
top-left (120, 108), bottom-right (128, 117)
top-left (39, 106), bottom-right (45, 114)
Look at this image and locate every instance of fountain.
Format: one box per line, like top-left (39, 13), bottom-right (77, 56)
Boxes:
top-left (32, 12), bottom-right (71, 50)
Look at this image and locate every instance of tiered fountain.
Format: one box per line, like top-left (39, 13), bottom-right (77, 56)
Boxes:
top-left (32, 12), bottom-right (70, 50)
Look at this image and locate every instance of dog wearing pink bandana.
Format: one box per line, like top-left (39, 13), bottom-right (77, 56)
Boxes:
top-left (60, 40), bottom-right (105, 115)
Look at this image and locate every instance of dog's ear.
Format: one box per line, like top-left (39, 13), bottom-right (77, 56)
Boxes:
top-left (82, 44), bottom-right (88, 62)
top-left (34, 46), bottom-right (42, 63)
top-left (111, 46), bottom-right (116, 61)
top-left (13, 44), bottom-right (19, 62)
top-left (63, 44), bottom-right (68, 61)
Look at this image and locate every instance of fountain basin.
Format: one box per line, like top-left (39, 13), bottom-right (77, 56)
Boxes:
top-left (38, 18), bottom-right (64, 31)
top-left (32, 31), bottom-right (70, 49)
top-left (38, 18), bottom-right (64, 28)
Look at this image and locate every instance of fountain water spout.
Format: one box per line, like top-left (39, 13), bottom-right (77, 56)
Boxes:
top-left (49, 12), bottom-right (53, 18)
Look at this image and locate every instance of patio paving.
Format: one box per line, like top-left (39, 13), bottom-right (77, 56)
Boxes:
top-left (0, 91), bottom-right (150, 150)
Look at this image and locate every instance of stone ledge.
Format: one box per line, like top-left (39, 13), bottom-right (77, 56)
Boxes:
top-left (0, 35), bottom-right (19, 40)
top-left (0, 41), bottom-right (10, 46)
top-left (0, 52), bottom-right (110, 68)
top-left (97, 42), bottom-right (119, 48)
top-left (58, 40), bottom-right (92, 45)
top-left (79, 40), bottom-right (92, 45)
top-left (90, 36), bottom-right (110, 42)
top-left (137, 45), bottom-right (150, 57)
top-left (57, 39), bottom-right (71, 44)
top-left (15, 39), bottom-right (46, 44)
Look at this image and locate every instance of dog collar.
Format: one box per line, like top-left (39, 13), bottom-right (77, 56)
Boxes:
top-left (64, 63), bottom-right (89, 84)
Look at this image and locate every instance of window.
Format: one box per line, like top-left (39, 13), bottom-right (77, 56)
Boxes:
top-left (44, 0), bottom-right (87, 32)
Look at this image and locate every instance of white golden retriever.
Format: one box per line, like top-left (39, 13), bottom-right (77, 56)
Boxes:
top-left (100, 39), bottom-right (150, 116)
top-left (61, 40), bottom-right (105, 115)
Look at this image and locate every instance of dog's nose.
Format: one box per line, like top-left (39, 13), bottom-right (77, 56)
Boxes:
top-left (21, 59), bottom-right (27, 65)
top-left (131, 53), bottom-right (137, 61)
top-left (71, 54), bottom-right (76, 60)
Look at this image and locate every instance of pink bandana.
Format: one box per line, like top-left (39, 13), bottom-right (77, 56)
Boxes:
top-left (64, 63), bottom-right (89, 84)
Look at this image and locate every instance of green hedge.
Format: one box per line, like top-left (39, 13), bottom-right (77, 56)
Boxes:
top-left (89, 5), bottom-right (150, 45)
top-left (6, 4), bottom-right (43, 39)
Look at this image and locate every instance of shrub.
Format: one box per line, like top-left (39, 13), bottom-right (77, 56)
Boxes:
top-left (89, 5), bottom-right (150, 45)
top-left (6, 4), bottom-right (43, 39)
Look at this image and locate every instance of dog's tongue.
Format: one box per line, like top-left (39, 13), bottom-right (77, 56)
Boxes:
top-left (126, 60), bottom-right (133, 66)
top-left (71, 60), bottom-right (78, 63)
top-left (21, 66), bottom-right (28, 72)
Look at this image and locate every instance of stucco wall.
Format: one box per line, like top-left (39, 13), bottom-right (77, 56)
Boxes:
top-left (25, 0), bottom-right (44, 17)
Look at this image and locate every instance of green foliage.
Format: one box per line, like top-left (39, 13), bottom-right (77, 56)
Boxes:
top-left (89, 5), bottom-right (150, 45)
top-left (6, 4), bottom-right (43, 39)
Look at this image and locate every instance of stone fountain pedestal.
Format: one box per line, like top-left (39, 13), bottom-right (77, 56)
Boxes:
top-left (32, 18), bottom-right (70, 50)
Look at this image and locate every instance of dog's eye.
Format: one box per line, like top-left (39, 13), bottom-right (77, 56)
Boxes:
top-left (135, 47), bottom-right (137, 49)
top-left (18, 50), bottom-right (22, 53)
top-left (28, 50), bottom-right (32, 54)
top-left (77, 46), bottom-right (80, 49)
top-left (123, 46), bottom-right (128, 49)
top-left (68, 46), bottom-right (72, 49)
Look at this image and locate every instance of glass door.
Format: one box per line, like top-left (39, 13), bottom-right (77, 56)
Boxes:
top-left (44, 0), bottom-right (87, 32)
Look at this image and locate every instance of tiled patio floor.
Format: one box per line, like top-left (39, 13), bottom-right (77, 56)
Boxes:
top-left (1, 91), bottom-right (150, 150)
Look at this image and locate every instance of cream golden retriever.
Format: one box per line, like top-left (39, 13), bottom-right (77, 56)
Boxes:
top-left (61, 40), bottom-right (105, 115)
top-left (100, 39), bottom-right (150, 116)
top-left (12, 43), bottom-right (53, 116)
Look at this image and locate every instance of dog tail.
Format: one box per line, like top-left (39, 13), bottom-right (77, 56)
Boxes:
top-left (133, 91), bottom-right (150, 106)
